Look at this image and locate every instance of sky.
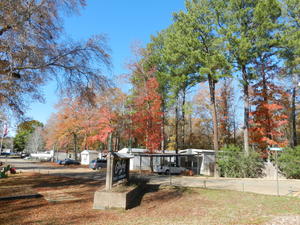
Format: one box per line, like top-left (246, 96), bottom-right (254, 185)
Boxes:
top-left (25, 0), bottom-right (186, 128)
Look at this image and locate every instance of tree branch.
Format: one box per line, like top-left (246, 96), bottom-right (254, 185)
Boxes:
top-left (0, 25), bottom-right (12, 36)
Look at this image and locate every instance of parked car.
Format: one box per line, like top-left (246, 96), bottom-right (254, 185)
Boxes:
top-left (154, 163), bottom-right (187, 175)
top-left (21, 153), bottom-right (30, 158)
top-left (60, 158), bottom-right (80, 165)
top-left (89, 159), bottom-right (107, 170)
top-left (0, 152), bottom-right (10, 156)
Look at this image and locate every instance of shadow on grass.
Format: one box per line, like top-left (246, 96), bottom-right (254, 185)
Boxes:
top-left (127, 184), bottom-right (190, 209)
top-left (32, 174), bottom-right (104, 189)
top-left (144, 185), bottom-right (190, 203)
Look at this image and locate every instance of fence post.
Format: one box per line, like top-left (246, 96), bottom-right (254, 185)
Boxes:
top-left (276, 150), bottom-right (279, 196)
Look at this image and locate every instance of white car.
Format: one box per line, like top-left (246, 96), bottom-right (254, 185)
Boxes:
top-left (154, 163), bottom-right (187, 175)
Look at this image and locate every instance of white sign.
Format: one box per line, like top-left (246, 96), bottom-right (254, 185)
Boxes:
top-left (269, 147), bottom-right (283, 151)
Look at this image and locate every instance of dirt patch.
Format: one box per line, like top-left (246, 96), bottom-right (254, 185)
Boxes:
top-left (264, 215), bottom-right (300, 225)
top-left (38, 189), bottom-right (81, 202)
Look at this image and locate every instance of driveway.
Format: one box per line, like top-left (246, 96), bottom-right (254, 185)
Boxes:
top-left (148, 174), bottom-right (300, 197)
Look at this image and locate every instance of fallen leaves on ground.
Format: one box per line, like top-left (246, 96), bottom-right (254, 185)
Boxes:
top-left (1, 173), bottom-right (300, 225)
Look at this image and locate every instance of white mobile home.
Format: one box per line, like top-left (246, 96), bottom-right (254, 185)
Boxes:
top-left (31, 150), bottom-right (54, 161)
top-left (80, 150), bottom-right (99, 165)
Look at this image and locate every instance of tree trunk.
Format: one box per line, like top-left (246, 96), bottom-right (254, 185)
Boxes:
top-left (292, 87), bottom-right (297, 147)
top-left (181, 88), bottom-right (186, 149)
top-left (242, 65), bottom-right (250, 156)
top-left (108, 133), bottom-right (113, 152)
top-left (208, 74), bottom-right (219, 177)
top-left (189, 113), bottom-right (192, 148)
top-left (175, 100), bottom-right (179, 166)
top-left (208, 75), bottom-right (219, 151)
top-left (150, 155), bottom-right (153, 172)
top-left (261, 64), bottom-right (272, 144)
top-left (117, 135), bottom-right (120, 151)
top-left (73, 133), bottom-right (77, 161)
top-left (233, 117), bottom-right (236, 145)
top-left (232, 102), bottom-right (237, 145)
top-left (161, 101), bottom-right (165, 153)
top-left (114, 135), bottom-right (118, 151)
top-left (84, 133), bottom-right (87, 150)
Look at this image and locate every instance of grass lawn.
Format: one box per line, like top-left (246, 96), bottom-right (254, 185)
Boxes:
top-left (0, 173), bottom-right (300, 225)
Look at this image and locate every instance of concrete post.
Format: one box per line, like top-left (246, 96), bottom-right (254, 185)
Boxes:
top-left (105, 152), bottom-right (114, 191)
top-left (106, 133), bottom-right (114, 191)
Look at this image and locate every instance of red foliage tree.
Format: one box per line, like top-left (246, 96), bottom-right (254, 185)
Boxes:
top-left (249, 73), bottom-right (289, 152)
top-left (88, 107), bottom-right (116, 144)
top-left (87, 88), bottom-right (128, 150)
top-left (131, 69), bottom-right (163, 153)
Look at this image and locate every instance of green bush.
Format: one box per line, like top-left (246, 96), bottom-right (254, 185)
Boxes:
top-left (278, 146), bottom-right (300, 179)
top-left (217, 145), bottom-right (264, 178)
top-left (0, 165), bottom-right (11, 178)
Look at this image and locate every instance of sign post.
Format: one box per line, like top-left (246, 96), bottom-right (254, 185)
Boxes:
top-left (105, 133), bottom-right (133, 191)
top-left (105, 152), bottom-right (114, 191)
top-left (269, 147), bottom-right (282, 196)
top-left (105, 133), bottom-right (113, 191)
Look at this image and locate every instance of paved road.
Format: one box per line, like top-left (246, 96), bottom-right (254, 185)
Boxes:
top-left (3, 157), bottom-right (300, 197)
top-left (1, 157), bottom-right (106, 181)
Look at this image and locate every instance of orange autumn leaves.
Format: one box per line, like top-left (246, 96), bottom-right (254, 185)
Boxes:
top-left (44, 75), bottom-right (163, 152)
top-left (249, 78), bottom-right (289, 150)
top-left (44, 89), bottom-right (127, 150)
top-left (131, 76), bottom-right (163, 152)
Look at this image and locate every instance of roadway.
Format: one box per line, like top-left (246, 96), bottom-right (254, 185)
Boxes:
top-left (2, 157), bottom-right (300, 197)
top-left (1, 157), bottom-right (106, 181)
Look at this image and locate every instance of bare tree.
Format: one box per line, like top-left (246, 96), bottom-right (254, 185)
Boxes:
top-left (0, 0), bottom-right (111, 115)
top-left (25, 126), bottom-right (44, 153)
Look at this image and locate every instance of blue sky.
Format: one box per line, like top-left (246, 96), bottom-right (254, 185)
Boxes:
top-left (26, 0), bottom-right (186, 127)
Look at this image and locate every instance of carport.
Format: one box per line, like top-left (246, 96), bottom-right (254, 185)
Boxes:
top-left (138, 153), bottom-right (201, 174)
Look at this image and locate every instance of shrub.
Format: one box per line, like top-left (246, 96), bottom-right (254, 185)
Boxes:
top-left (217, 145), bottom-right (264, 178)
top-left (0, 165), bottom-right (11, 178)
top-left (278, 146), bottom-right (300, 179)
